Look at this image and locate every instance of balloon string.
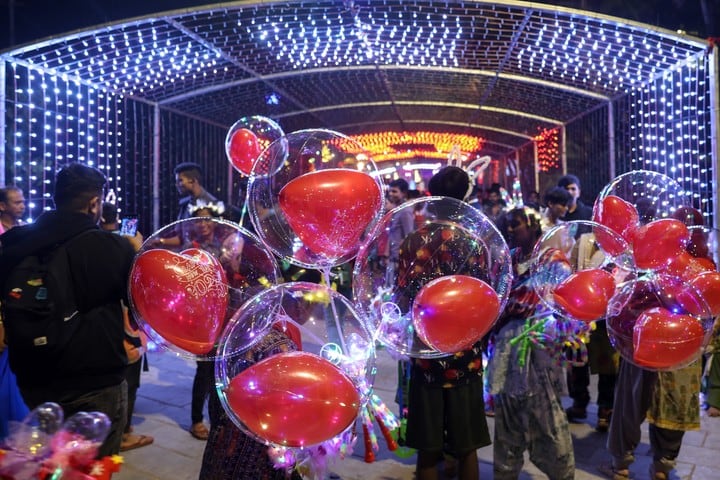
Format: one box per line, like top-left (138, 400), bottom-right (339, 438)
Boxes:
top-left (238, 202), bottom-right (248, 229)
top-left (273, 305), bottom-right (327, 349)
top-left (322, 268), bottom-right (348, 354)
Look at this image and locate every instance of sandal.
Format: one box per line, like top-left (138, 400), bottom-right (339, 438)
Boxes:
top-left (190, 422), bottom-right (209, 440)
top-left (597, 462), bottom-right (630, 480)
top-left (120, 433), bottom-right (154, 452)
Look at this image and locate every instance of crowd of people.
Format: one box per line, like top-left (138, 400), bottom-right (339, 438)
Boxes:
top-left (0, 165), bottom-right (718, 480)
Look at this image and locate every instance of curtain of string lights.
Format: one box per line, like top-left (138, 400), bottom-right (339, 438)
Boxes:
top-left (613, 55), bottom-right (715, 223)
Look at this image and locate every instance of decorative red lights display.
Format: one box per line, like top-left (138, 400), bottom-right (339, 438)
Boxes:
top-left (534, 127), bottom-right (561, 172)
top-left (332, 131), bottom-right (484, 162)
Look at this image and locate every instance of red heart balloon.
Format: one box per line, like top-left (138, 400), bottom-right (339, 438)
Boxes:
top-left (593, 195), bottom-right (639, 255)
top-left (552, 268), bottom-right (616, 322)
top-left (632, 307), bottom-right (704, 369)
top-left (225, 351), bottom-right (360, 447)
top-left (130, 249), bottom-right (228, 355)
top-left (279, 169), bottom-right (382, 259)
top-left (690, 271), bottom-right (720, 317)
top-left (632, 219), bottom-right (690, 270)
top-left (412, 275), bottom-right (500, 353)
top-left (229, 128), bottom-right (262, 175)
top-left (660, 250), bottom-right (711, 281)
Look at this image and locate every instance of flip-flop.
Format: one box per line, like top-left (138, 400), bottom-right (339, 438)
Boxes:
top-left (120, 434), bottom-right (154, 452)
top-left (189, 423), bottom-right (209, 440)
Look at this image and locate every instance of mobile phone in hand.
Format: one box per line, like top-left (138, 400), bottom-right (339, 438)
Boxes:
top-left (120, 215), bottom-right (138, 236)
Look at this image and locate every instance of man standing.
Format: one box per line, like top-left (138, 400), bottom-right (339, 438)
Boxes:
top-left (557, 174), bottom-right (592, 222)
top-left (0, 164), bottom-right (135, 456)
top-left (174, 162), bottom-right (218, 221)
top-left (0, 186), bottom-right (26, 231)
top-left (172, 162), bottom-right (220, 441)
top-left (386, 178), bottom-right (414, 264)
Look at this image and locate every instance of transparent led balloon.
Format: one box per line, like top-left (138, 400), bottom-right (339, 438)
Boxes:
top-left (593, 170), bottom-right (693, 273)
top-left (531, 220), bottom-right (637, 323)
top-left (128, 218), bottom-right (280, 360)
top-left (354, 196), bottom-right (512, 358)
top-left (225, 115), bottom-right (285, 176)
top-left (247, 129), bottom-right (385, 270)
top-left (215, 282), bottom-right (375, 448)
top-left (607, 273), bottom-right (714, 371)
top-left (4, 402), bottom-right (64, 459)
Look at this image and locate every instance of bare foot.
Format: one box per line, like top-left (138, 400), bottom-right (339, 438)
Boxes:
top-left (707, 406), bottom-right (720, 417)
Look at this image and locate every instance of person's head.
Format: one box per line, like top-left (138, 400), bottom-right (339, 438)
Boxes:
top-left (53, 163), bottom-right (107, 222)
top-left (528, 190), bottom-right (540, 203)
top-left (487, 184), bottom-right (502, 203)
top-left (427, 166), bottom-right (470, 200)
top-left (0, 186), bottom-right (26, 222)
top-left (387, 178), bottom-right (410, 205)
top-left (505, 207), bottom-right (543, 252)
top-left (189, 201), bottom-right (225, 239)
top-left (174, 162), bottom-right (204, 197)
top-left (543, 186), bottom-right (571, 220)
top-left (100, 202), bottom-right (119, 230)
top-left (558, 174), bottom-right (581, 206)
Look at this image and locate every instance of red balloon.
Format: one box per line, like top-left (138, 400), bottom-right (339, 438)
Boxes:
top-left (690, 271), bottom-right (720, 317)
top-left (225, 351), bottom-right (360, 447)
top-left (632, 218), bottom-right (690, 270)
top-left (229, 128), bottom-right (262, 175)
top-left (552, 268), bottom-right (615, 322)
top-left (672, 206), bottom-right (705, 227)
top-left (593, 195), bottom-right (639, 255)
top-left (130, 249), bottom-right (228, 355)
top-left (412, 275), bottom-right (500, 352)
top-left (660, 250), bottom-right (711, 281)
top-left (686, 229), bottom-right (710, 258)
top-left (632, 307), bottom-right (704, 369)
top-left (279, 169), bottom-right (382, 259)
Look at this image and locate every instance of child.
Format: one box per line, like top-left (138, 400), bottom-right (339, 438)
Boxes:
top-left (487, 207), bottom-right (575, 480)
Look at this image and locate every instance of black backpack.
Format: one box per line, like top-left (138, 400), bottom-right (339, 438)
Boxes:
top-left (1, 231), bottom-right (92, 375)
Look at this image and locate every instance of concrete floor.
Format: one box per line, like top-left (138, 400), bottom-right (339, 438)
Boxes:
top-left (115, 349), bottom-right (720, 480)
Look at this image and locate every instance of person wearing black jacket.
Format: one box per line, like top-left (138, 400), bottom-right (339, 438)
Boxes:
top-left (0, 163), bottom-right (137, 457)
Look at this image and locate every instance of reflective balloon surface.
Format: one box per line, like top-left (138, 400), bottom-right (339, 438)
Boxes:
top-left (247, 129), bottom-right (384, 269)
top-left (216, 282), bottom-right (375, 448)
top-left (353, 196), bottom-right (512, 358)
top-left (607, 274), bottom-right (713, 371)
top-left (225, 115), bottom-right (285, 175)
top-left (129, 218), bottom-right (280, 360)
top-left (531, 220), bottom-right (636, 323)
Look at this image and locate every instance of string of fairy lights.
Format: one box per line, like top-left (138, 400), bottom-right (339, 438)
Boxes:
top-left (0, 2), bottom-right (715, 225)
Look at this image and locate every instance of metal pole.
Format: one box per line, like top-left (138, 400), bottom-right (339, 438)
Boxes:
top-left (608, 101), bottom-right (616, 180)
top-left (153, 104), bottom-right (161, 232)
top-left (709, 48), bottom-right (719, 232)
top-left (0, 62), bottom-right (6, 187)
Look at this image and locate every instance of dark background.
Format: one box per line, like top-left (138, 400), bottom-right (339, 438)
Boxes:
top-left (2, 0), bottom-right (719, 52)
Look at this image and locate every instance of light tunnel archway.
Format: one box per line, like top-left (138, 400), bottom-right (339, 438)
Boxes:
top-left (1, 0), bottom-right (717, 232)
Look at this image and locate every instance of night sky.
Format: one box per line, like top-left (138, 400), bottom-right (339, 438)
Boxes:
top-left (1, 0), bottom-right (718, 52)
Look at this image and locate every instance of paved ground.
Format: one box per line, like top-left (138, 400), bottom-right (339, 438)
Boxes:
top-left (115, 349), bottom-right (720, 480)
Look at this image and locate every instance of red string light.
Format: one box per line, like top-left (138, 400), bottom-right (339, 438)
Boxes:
top-left (333, 131), bottom-right (484, 163)
top-left (534, 127), bottom-right (561, 172)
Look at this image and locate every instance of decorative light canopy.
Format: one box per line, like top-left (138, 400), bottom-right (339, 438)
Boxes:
top-left (0, 0), bottom-right (715, 227)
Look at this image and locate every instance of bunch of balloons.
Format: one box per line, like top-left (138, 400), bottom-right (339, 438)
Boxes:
top-left (0, 403), bottom-right (121, 480)
top-left (592, 170), bottom-right (716, 370)
top-left (129, 122), bottom-right (394, 476)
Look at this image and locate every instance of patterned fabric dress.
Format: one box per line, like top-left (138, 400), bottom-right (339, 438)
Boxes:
top-left (199, 330), bottom-right (302, 480)
top-left (487, 247), bottom-right (575, 480)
